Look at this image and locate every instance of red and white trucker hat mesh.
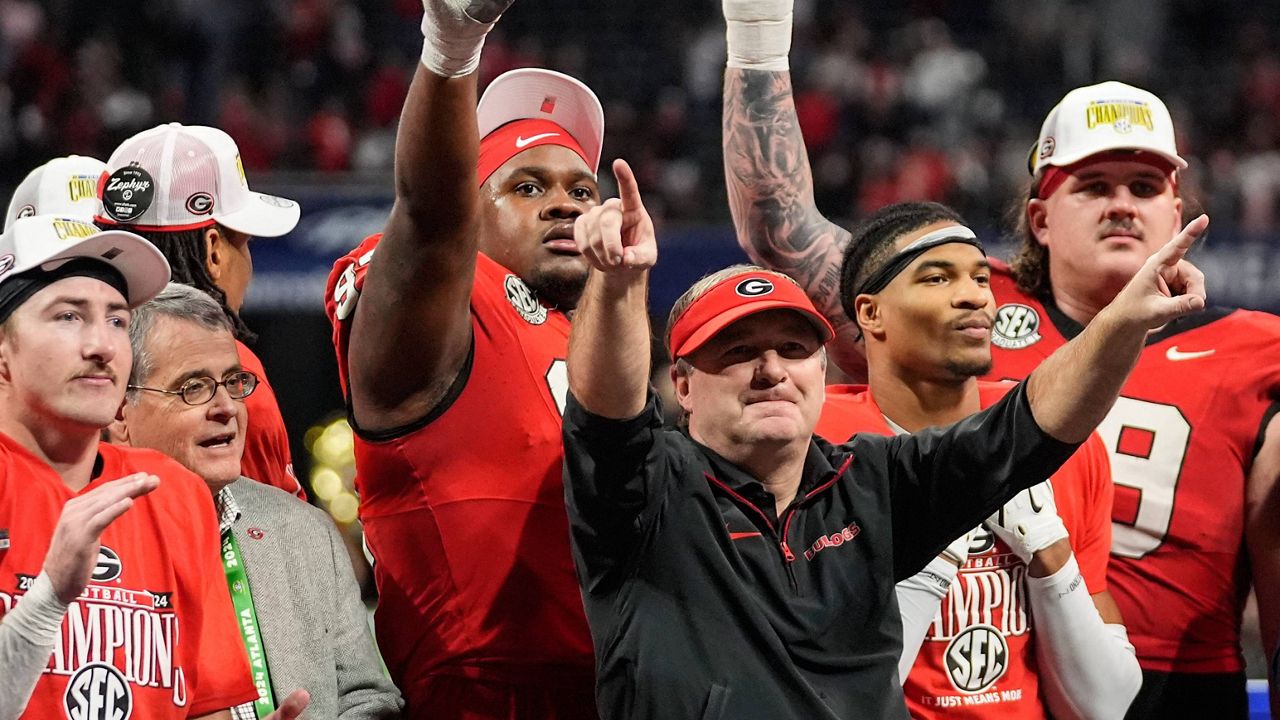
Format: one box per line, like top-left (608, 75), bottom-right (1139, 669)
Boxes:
top-left (96, 123), bottom-right (300, 237)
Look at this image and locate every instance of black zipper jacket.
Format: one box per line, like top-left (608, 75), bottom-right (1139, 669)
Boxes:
top-left (562, 381), bottom-right (1079, 720)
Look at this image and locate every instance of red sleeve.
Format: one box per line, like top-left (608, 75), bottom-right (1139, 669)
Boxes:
top-left (324, 233), bottom-right (382, 399)
top-left (1064, 432), bottom-right (1114, 594)
top-left (168, 465), bottom-right (259, 715)
top-left (237, 342), bottom-right (305, 500)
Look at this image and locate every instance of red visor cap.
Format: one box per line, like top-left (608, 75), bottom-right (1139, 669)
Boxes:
top-left (669, 272), bottom-right (835, 361)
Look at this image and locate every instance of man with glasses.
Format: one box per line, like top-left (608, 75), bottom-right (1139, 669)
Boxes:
top-left (110, 283), bottom-right (402, 720)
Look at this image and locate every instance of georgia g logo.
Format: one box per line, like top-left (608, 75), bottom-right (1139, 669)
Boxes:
top-left (92, 546), bottom-right (123, 582)
top-left (64, 662), bottom-right (133, 720)
top-left (735, 278), bottom-right (774, 297)
top-left (185, 192), bottom-right (214, 215)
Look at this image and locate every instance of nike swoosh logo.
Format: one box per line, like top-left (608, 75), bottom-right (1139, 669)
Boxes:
top-left (1166, 346), bottom-right (1216, 361)
top-left (729, 531), bottom-right (762, 541)
top-left (515, 132), bottom-right (560, 148)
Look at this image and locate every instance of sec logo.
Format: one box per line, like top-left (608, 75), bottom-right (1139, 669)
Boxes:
top-left (991, 303), bottom-right (1042, 350)
top-left (504, 274), bottom-right (548, 325)
top-left (64, 662), bottom-right (133, 720)
top-left (945, 624), bottom-right (1009, 693)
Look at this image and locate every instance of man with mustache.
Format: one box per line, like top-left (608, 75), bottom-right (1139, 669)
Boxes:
top-left (718, 2), bottom-right (1280, 715)
top-left (0, 215), bottom-right (279, 718)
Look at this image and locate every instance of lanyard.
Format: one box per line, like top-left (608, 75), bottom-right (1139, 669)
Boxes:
top-left (222, 530), bottom-right (276, 718)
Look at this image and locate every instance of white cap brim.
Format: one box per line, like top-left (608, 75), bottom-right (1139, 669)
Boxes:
top-left (38, 230), bottom-right (171, 307)
top-left (215, 192), bottom-right (301, 238)
top-left (477, 68), bottom-right (605, 173)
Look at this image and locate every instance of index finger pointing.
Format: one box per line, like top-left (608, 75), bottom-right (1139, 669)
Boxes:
top-left (612, 158), bottom-right (646, 212)
top-left (1155, 214), bottom-right (1209, 267)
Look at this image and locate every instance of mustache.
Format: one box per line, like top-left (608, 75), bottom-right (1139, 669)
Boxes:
top-left (1098, 218), bottom-right (1143, 239)
top-left (72, 365), bottom-right (117, 382)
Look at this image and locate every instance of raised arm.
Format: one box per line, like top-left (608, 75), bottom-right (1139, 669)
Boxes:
top-left (721, 0), bottom-right (862, 377)
top-left (1026, 215), bottom-right (1208, 442)
top-left (567, 159), bottom-right (656, 419)
top-left (347, 0), bottom-right (512, 431)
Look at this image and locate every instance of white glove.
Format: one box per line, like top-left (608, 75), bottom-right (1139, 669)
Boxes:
top-left (420, 0), bottom-right (514, 77)
top-left (985, 480), bottom-right (1069, 565)
top-left (724, 0), bottom-right (793, 72)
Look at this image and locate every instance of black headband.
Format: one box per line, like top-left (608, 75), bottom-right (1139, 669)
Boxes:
top-left (854, 226), bottom-right (985, 297)
top-left (0, 258), bottom-right (129, 324)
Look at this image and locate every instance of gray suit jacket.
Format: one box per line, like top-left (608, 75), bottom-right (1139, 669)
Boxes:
top-left (227, 477), bottom-right (402, 719)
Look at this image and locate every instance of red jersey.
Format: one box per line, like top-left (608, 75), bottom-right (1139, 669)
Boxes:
top-left (816, 382), bottom-right (1113, 718)
top-left (325, 237), bottom-right (595, 708)
top-left (0, 434), bottom-right (257, 718)
top-left (237, 341), bottom-right (305, 500)
top-left (984, 261), bottom-right (1280, 673)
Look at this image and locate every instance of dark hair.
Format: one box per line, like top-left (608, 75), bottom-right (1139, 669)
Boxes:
top-left (837, 201), bottom-right (967, 321)
top-left (94, 222), bottom-right (255, 342)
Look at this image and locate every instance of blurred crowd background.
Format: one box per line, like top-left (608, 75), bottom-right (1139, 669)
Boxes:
top-left (5, 0), bottom-right (1280, 237)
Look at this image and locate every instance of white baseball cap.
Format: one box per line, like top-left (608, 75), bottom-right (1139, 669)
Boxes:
top-left (95, 123), bottom-right (300, 237)
top-left (5, 155), bottom-right (107, 231)
top-left (0, 215), bottom-right (170, 308)
top-left (1029, 81), bottom-right (1187, 175)
top-left (477, 68), bottom-right (605, 174)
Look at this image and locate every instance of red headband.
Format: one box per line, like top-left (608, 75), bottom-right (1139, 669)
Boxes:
top-left (476, 119), bottom-right (590, 187)
top-left (668, 272), bottom-right (835, 361)
top-left (1036, 150), bottom-right (1178, 200)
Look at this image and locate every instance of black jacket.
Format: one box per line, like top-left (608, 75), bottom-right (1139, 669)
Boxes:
top-left (561, 381), bottom-right (1079, 720)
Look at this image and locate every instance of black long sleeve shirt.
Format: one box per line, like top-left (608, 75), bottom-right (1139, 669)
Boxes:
top-left (561, 381), bottom-right (1079, 720)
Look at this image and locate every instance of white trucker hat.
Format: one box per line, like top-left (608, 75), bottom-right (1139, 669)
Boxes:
top-left (0, 215), bottom-right (170, 307)
top-left (95, 123), bottom-right (300, 237)
top-left (1029, 81), bottom-right (1187, 175)
top-left (5, 155), bottom-right (107, 231)
top-left (477, 68), bottom-right (605, 174)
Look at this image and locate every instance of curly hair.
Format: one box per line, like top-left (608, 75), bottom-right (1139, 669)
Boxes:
top-left (1006, 180), bottom-right (1053, 300)
top-left (95, 222), bottom-right (256, 343)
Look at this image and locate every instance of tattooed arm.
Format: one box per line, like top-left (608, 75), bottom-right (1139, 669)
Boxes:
top-left (723, 68), bottom-right (866, 380)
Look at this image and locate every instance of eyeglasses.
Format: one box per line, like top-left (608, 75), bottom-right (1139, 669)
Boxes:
top-left (129, 370), bottom-right (260, 406)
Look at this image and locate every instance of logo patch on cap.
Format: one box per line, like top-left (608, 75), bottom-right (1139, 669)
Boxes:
top-left (15, 204), bottom-right (35, 219)
top-left (1039, 137), bottom-right (1055, 161)
top-left (52, 219), bottom-right (98, 241)
top-left (735, 278), bottom-right (775, 297)
top-left (67, 175), bottom-right (98, 202)
top-left (1085, 100), bottom-right (1154, 133)
top-left (185, 192), bottom-right (214, 215)
top-left (991, 303), bottom-right (1042, 349)
top-left (101, 165), bottom-right (155, 223)
top-left (0, 255), bottom-right (14, 276)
